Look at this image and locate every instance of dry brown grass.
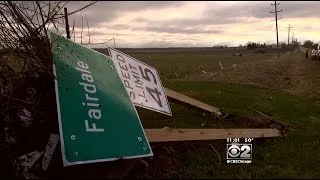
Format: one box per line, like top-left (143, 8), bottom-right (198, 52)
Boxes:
top-left (174, 50), bottom-right (319, 99)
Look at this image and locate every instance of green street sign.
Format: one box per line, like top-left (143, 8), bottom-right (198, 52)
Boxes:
top-left (50, 32), bottom-right (153, 166)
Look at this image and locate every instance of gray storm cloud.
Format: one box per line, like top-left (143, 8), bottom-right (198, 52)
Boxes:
top-left (65, 1), bottom-right (320, 35)
top-left (56, 1), bottom-right (320, 47)
top-left (66, 1), bottom-right (184, 27)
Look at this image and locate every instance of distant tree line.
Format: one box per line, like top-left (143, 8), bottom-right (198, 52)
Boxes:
top-left (212, 40), bottom-right (312, 49)
top-left (212, 45), bottom-right (228, 49)
top-left (302, 40), bottom-right (319, 49)
top-left (246, 42), bottom-right (269, 49)
top-left (245, 40), bottom-right (302, 50)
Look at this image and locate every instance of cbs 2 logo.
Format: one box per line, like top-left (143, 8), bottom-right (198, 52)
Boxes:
top-left (227, 144), bottom-right (252, 159)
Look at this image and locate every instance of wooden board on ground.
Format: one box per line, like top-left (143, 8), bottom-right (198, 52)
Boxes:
top-left (145, 128), bottom-right (281, 142)
top-left (164, 88), bottom-right (221, 117)
top-left (42, 134), bottom-right (59, 171)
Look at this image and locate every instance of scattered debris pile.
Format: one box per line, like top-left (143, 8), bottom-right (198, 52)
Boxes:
top-left (0, 2), bottom-right (68, 178)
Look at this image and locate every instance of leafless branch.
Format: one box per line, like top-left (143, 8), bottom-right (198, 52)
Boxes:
top-left (36, 1), bottom-right (48, 39)
top-left (53, 1), bottom-right (97, 20)
top-left (209, 144), bottom-right (221, 164)
top-left (0, 1), bottom-right (96, 78)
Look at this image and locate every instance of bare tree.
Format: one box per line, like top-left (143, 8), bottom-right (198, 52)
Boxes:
top-left (0, 1), bottom-right (69, 75)
top-left (0, 1), bottom-right (97, 73)
top-left (0, 2), bottom-right (97, 177)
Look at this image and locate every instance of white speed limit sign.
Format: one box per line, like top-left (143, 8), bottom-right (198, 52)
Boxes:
top-left (108, 48), bottom-right (172, 116)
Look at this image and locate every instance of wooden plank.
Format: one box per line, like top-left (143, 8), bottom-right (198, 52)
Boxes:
top-left (219, 61), bottom-right (224, 70)
top-left (164, 88), bottom-right (221, 117)
top-left (42, 134), bottom-right (59, 171)
top-left (14, 151), bottom-right (44, 178)
top-left (145, 128), bottom-right (281, 142)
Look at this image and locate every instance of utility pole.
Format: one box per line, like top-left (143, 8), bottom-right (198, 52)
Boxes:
top-left (81, 12), bottom-right (83, 44)
top-left (286, 24), bottom-right (293, 45)
top-left (73, 20), bottom-right (75, 41)
top-left (270, 1), bottom-right (283, 58)
top-left (64, 7), bottom-right (70, 39)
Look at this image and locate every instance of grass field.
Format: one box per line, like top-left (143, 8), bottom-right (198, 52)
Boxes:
top-left (96, 48), bottom-right (320, 178)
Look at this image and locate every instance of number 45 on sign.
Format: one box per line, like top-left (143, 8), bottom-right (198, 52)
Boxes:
top-left (108, 48), bottom-right (172, 116)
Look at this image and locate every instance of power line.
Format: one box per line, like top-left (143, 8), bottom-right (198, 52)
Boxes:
top-left (270, 1), bottom-right (283, 58)
top-left (286, 24), bottom-right (293, 45)
top-left (81, 37), bottom-right (115, 47)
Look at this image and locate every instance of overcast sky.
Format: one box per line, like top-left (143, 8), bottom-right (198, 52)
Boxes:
top-left (59, 1), bottom-right (320, 48)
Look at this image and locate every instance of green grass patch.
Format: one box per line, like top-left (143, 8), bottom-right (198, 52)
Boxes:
top-left (125, 50), bottom-right (275, 80)
top-left (138, 81), bottom-right (320, 178)
top-left (164, 81), bottom-right (320, 126)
